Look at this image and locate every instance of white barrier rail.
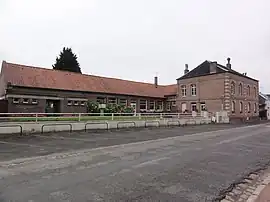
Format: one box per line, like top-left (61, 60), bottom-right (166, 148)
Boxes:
top-left (0, 112), bottom-right (205, 123)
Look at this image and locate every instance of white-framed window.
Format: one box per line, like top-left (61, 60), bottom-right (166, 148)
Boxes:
top-left (130, 99), bottom-right (137, 104)
top-left (81, 101), bottom-right (86, 106)
top-left (13, 98), bottom-right (20, 104)
top-left (200, 103), bottom-right (206, 111)
top-left (108, 97), bottom-right (117, 105)
top-left (149, 100), bottom-right (155, 110)
top-left (167, 102), bottom-right (171, 111)
top-left (32, 99), bottom-right (38, 104)
top-left (97, 97), bottom-right (106, 104)
top-left (239, 83), bottom-right (243, 95)
top-left (191, 84), bottom-right (197, 96)
top-left (157, 101), bottom-right (163, 111)
top-left (240, 101), bottom-right (243, 113)
top-left (139, 99), bottom-right (147, 110)
top-left (172, 101), bottom-right (176, 106)
top-left (181, 85), bottom-right (187, 97)
top-left (247, 102), bottom-right (251, 113)
top-left (67, 100), bottom-right (72, 106)
top-left (247, 85), bottom-right (250, 96)
top-left (191, 102), bottom-right (197, 112)
top-left (119, 99), bottom-right (127, 106)
top-left (231, 81), bottom-right (235, 95)
top-left (130, 99), bottom-right (137, 111)
top-left (74, 101), bottom-right (79, 106)
top-left (231, 101), bottom-right (235, 113)
top-left (23, 98), bottom-right (29, 104)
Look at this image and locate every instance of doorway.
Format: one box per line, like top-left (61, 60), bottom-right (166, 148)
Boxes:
top-left (45, 100), bottom-right (61, 113)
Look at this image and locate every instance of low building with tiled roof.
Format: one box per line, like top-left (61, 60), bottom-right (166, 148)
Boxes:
top-left (0, 61), bottom-right (177, 113)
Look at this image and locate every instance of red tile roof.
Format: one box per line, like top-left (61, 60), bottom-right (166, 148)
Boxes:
top-left (1, 61), bottom-right (177, 98)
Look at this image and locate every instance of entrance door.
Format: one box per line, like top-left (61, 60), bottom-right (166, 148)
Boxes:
top-left (181, 103), bottom-right (187, 113)
top-left (46, 100), bottom-right (60, 113)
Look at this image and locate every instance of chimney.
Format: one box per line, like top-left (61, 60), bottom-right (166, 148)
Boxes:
top-left (154, 76), bottom-right (158, 88)
top-left (184, 64), bottom-right (189, 75)
top-left (226, 57), bottom-right (231, 69)
top-left (210, 61), bottom-right (217, 73)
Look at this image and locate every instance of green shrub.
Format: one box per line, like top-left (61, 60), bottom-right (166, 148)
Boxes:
top-left (87, 101), bottom-right (100, 113)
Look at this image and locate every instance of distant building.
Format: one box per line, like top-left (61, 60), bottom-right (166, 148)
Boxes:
top-left (259, 93), bottom-right (270, 120)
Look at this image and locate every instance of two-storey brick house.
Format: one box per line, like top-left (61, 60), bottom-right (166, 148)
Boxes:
top-left (176, 58), bottom-right (259, 120)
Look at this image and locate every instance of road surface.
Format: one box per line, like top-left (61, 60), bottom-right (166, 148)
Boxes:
top-left (0, 123), bottom-right (270, 201)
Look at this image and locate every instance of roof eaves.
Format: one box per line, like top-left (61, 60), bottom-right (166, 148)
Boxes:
top-left (10, 84), bottom-right (167, 99)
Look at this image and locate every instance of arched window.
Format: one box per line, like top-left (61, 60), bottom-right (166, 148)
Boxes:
top-left (239, 83), bottom-right (243, 95)
top-left (247, 85), bottom-right (250, 96)
top-left (247, 102), bottom-right (251, 113)
top-left (231, 82), bottom-right (235, 95)
top-left (231, 101), bottom-right (235, 113)
top-left (240, 101), bottom-right (243, 113)
top-left (254, 103), bottom-right (257, 113)
top-left (254, 87), bottom-right (257, 98)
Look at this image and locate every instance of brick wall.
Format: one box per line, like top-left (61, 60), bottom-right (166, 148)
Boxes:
top-left (176, 72), bottom-right (259, 119)
top-left (176, 73), bottom-right (225, 114)
top-left (228, 73), bottom-right (259, 119)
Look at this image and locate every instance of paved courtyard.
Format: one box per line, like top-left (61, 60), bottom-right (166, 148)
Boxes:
top-left (0, 123), bottom-right (270, 201)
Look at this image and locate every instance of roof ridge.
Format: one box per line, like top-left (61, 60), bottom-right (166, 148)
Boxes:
top-left (4, 61), bottom-right (175, 87)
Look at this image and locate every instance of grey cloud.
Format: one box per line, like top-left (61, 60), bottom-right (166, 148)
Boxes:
top-left (0, 0), bottom-right (270, 91)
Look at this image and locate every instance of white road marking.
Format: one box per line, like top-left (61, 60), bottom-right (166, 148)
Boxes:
top-left (0, 141), bottom-right (47, 148)
top-left (133, 157), bottom-right (170, 168)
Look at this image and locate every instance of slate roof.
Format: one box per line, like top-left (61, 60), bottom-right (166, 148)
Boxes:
top-left (1, 61), bottom-right (177, 98)
top-left (177, 60), bottom-right (258, 81)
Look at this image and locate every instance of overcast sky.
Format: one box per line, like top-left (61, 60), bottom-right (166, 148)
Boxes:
top-left (0, 0), bottom-right (270, 92)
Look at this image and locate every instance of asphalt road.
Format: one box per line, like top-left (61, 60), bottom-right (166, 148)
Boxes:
top-left (0, 123), bottom-right (270, 201)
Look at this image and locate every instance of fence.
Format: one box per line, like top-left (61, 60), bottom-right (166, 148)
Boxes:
top-left (0, 112), bottom-right (203, 123)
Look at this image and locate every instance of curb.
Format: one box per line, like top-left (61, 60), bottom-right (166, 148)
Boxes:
top-left (246, 174), bottom-right (270, 202)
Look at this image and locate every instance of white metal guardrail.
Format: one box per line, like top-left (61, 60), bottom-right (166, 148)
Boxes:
top-left (0, 112), bottom-right (205, 123)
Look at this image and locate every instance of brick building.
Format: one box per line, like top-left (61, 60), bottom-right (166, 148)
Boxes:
top-left (176, 58), bottom-right (259, 120)
top-left (0, 61), bottom-right (177, 113)
top-left (0, 59), bottom-right (259, 120)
